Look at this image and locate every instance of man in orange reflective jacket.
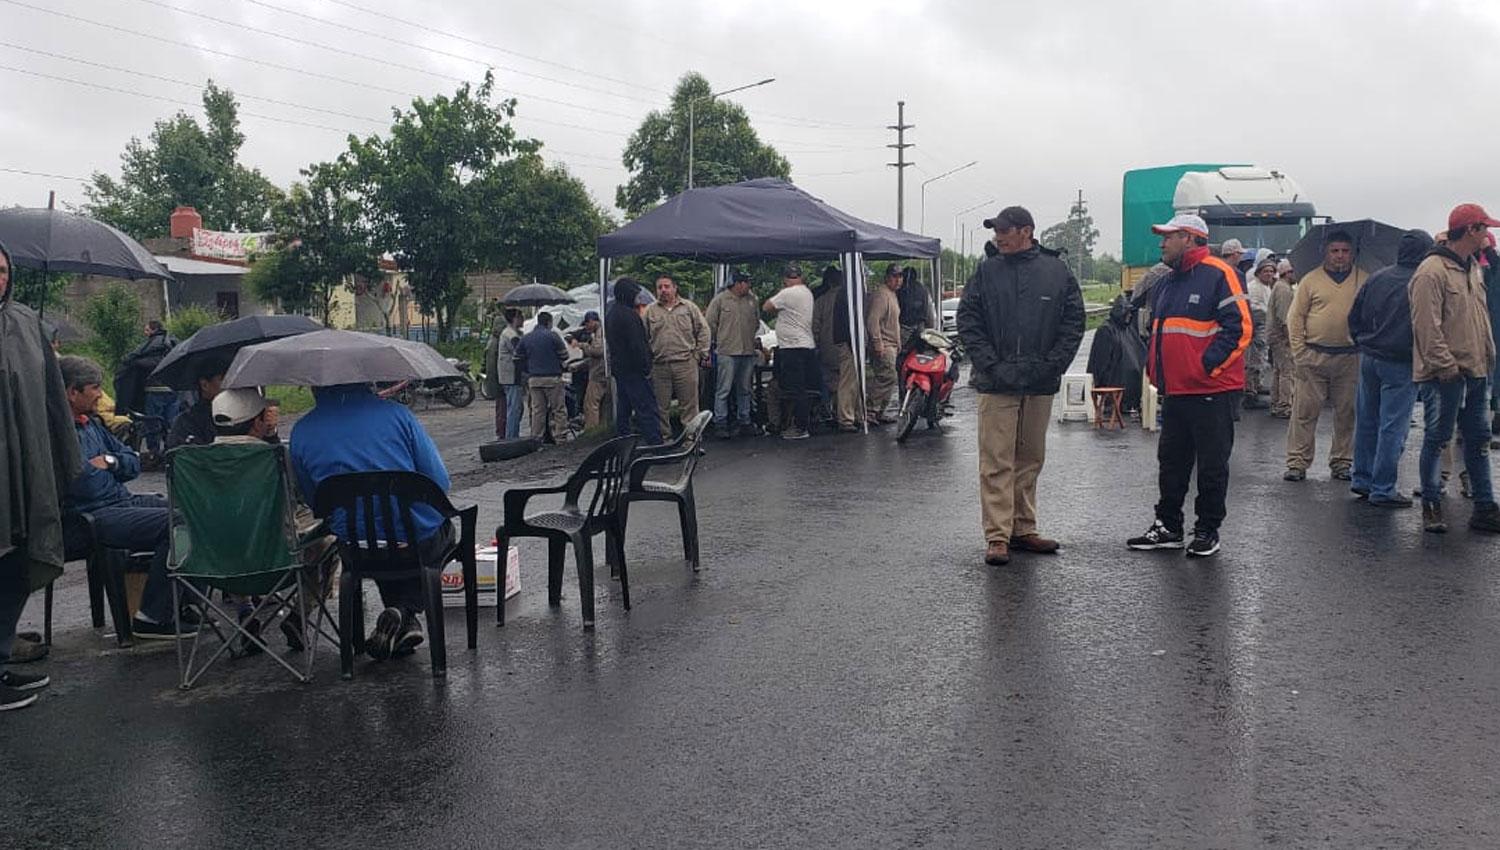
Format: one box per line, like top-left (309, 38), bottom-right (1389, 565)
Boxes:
top-left (1127, 214), bottom-right (1253, 558)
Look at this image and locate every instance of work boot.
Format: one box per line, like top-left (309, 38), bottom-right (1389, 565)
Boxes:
top-left (1422, 500), bottom-right (1447, 534)
top-left (1470, 503), bottom-right (1500, 534)
top-left (1009, 534), bottom-right (1060, 554)
top-left (1330, 465), bottom-right (1352, 481)
top-left (1284, 467), bottom-right (1306, 482)
top-left (984, 541), bottom-right (1010, 566)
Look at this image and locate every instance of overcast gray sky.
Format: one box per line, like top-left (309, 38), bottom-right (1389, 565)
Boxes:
top-left (4, 0), bottom-right (1500, 262)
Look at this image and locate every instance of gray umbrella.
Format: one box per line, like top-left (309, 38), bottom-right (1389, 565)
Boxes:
top-left (222, 329), bottom-right (459, 388)
top-left (502, 283), bottom-right (576, 307)
top-left (0, 207), bottom-right (174, 281)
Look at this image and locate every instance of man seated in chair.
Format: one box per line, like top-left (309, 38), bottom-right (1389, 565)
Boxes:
top-left (58, 356), bottom-right (184, 640)
top-left (289, 383), bottom-right (454, 664)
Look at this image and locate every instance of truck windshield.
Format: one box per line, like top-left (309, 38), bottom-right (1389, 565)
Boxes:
top-left (1207, 220), bottom-right (1309, 254)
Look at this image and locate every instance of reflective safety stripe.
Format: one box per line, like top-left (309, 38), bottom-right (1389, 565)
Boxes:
top-left (1218, 293), bottom-right (1249, 309)
top-left (1161, 317), bottom-right (1219, 331)
top-left (1159, 325), bottom-right (1220, 338)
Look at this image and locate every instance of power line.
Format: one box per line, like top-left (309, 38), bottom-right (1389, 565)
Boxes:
top-left (0, 166), bottom-right (89, 183)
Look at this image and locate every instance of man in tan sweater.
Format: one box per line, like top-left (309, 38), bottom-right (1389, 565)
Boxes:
top-left (865, 265), bottom-right (904, 424)
top-left (645, 275), bottom-right (710, 436)
top-left (1285, 230), bottom-right (1367, 481)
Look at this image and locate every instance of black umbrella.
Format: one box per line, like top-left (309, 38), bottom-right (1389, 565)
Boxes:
top-left (502, 283), bottom-right (576, 307)
top-left (1289, 219), bottom-right (1406, 277)
top-left (149, 314), bottom-right (323, 389)
top-left (223, 329), bottom-right (459, 388)
top-left (0, 207), bottom-right (174, 281)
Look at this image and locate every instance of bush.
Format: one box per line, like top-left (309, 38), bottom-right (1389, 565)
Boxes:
top-left (166, 304), bottom-right (222, 341)
top-left (82, 285), bottom-right (142, 372)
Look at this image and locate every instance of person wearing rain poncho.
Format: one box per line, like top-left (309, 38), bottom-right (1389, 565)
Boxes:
top-left (0, 240), bottom-right (81, 710)
top-left (1085, 295), bottom-right (1148, 415)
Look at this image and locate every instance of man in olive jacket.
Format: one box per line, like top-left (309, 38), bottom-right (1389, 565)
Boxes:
top-left (956, 206), bottom-right (1086, 566)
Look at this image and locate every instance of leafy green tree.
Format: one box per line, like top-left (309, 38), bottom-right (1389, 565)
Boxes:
top-left (11, 268), bottom-right (69, 316)
top-left (616, 72), bottom-right (790, 218)
top-left (243, 248), bottom-right (314, 315)
top-left (1039, 198), bottom-right (1101, 281)
top-left (483, 155), bottom-right (612, 286)
top-left (85, 82), bottom-right (283, 239)
top-left (165, 304), bottom-right (221, 341)
top-left (261, 160), bottom-right (382, 325)
top-left (81, 285), bottom-right (142, 371)
top-left (346, 72), bottom-right (536, 340)
top-left (1091, 253), bottom-right (1124, 287)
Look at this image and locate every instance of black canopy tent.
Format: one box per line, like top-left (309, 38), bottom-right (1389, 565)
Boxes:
top-left (595, 178), bottom-right (943, 431)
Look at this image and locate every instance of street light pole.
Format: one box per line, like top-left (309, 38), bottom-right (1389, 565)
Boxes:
top-left (952, 197), bottom-right (994, 284)
top-left (920, 160), bottom-right (977, 236)
top-left (687, 77), bottom-right (776, 191)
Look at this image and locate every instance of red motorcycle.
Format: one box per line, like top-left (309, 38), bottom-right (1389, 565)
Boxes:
top-left (896, 329), bottom-right (958, 442)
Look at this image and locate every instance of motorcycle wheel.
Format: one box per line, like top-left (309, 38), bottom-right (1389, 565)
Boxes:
top-left (444, 378), bottom-right (476, 408)
top-left (896, 388), bottom-right (925, 443)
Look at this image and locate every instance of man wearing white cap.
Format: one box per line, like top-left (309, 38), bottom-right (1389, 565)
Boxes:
top-left (1219, 238), bottom-right (1247, 280)
top-left (211, 387), bottom-right (279, 443)
top-left (1128, 214), bottom-right (1252, 558)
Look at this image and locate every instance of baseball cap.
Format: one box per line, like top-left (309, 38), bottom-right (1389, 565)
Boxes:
top-left (1447, 203), bottom-right (1500, 233)
top-left (731, 271), bottom-right (751, 284)
top-left (1151, 213), bottom-right (1209, 238)
top-left (1276, 258), bottom-right (1293, 274)
top-left (583, 310), bottom-right (600, 323)
top-left (982, 206), bottom-right (1035, 231)
top-left (781, 263), bottom-right (803, 279)
top-left (1219, 238), bottom-right (1246, 256)
top-left (212, 387), bottom-right (271, 427)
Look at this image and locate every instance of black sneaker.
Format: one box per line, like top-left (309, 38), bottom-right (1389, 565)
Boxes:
top-left (1423, 501), bottom-right (1447, 534)
top-left (1185, 530), bottom-right (1220, 558)
top-left (1127, 520), bottom-right (1185, 550)
top-left (8, 639), bottom-right (47, 664)
top-left (1284, 468), bottom-right (1306, 482)
top-left (366, 607), bottom-right (403, 660)
top-left (280, 610), bottom-right (307, 652)
top-left (391, 613), bottom-right (425, 658)
top-left (130, 617), bottom-right (186, 641)
top-left (0, 686), bottom-right (37, 712)
top-left (1471, 503), bottom-right (1500, 534)
top-left (1369, 494), bottom-right (1414, 508)
top-left (0, 670), bottom-right (49, 691)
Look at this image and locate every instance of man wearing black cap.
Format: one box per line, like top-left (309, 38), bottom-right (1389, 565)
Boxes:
top-left (705, 271), bottom-right (762, 438)
top-left (956, 206), bottom-right (1085, 566)
top-left (763, 264), bottom-right (818, 440)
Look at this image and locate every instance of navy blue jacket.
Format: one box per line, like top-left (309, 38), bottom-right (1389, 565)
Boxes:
top-left (516, 326), bottom-right (568, 378)
top-left (1348, 230), bottom-right (1433, 362)
top-left (66, 416), bottom-right (142, 514)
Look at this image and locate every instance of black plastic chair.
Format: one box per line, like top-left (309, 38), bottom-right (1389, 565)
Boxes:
top-left (312, 472), bottom-right (479, 680)
top-left (495, 435), bottom-right (637, 630)
top-left (617, 411), bottom-right (711, 579)
top-left (51, 512), bottom-right (148, 647)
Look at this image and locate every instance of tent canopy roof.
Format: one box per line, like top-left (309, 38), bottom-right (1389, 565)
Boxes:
top-left (597, 178), bottom-right (941, 262)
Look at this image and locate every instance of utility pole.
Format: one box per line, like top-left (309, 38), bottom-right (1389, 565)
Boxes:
top-left (1069, 188), bottom-right (1087, 282)
top-left (887, 101), bottom-right (914, 230)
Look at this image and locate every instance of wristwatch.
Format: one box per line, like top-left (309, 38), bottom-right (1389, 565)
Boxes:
top-left (103, 454), bottom-right (118, 471)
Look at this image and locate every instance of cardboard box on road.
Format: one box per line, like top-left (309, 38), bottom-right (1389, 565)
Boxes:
top-left (441, 545), bottom-right (519, 607)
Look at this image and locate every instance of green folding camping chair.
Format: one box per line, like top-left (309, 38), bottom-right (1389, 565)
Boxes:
top-left (166, 441), bottom-right (338, 689)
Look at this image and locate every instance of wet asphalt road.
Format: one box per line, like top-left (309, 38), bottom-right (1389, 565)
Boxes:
top-left (5, 373), bottom-right (1500, 848)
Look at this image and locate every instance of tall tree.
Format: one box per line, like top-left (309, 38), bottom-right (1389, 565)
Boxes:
top-left (616, 72), bottom-right (790, 218)
top-left (84, 82), bottom-right (282, 238)
top-left (346, 72), bottom-right (536, 340)
top-left (260, 160), bottom-right (382, 325)
top-left (482, 155), bottom-right (612, 286)
top-left (1039, 198), bottom-right (1100, 281)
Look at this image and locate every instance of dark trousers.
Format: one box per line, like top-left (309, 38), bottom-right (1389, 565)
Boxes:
top-left (1155, 394), bottom-right (1235, 534)
top-left (492, 392), bottom-right (507, 439)
top-left (374, 521), bottom-right (456, 617)
top-left (614, 373), bottom-right (663, 444)
top-left (777, 347), bottom-right (818, 431)
top-left (88, 494), bottom-right (173, 623)
top-left (0, 550), bottom-right (29, 665)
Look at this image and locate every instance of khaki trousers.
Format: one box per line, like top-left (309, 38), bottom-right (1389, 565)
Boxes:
top-left (1286, 350), bottom-right (1358, 471)
top-left (865, 348), bottom-right (898, 419)
top-left (652, 359), bottom-right (699, 435)
top-left (977, 393), bottom-right (1054, 542)
top-left (835, 343), bottom-right (861, 427)
top-left (527, 376), bottom-right (568, 442)
top-left (1269, 339), bottom-right (1294, 415)
top-left (583, 375), bottom-right (609, 430)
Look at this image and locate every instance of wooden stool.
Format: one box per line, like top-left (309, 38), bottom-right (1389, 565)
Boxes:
top-left (1090, 387), bottom-right (1126, 430)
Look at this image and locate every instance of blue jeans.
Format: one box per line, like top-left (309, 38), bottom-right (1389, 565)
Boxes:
top-left (503, 384), bottom-right (525, 439)
top-left (87, 494), bottom-right (174, 623)
top-left (1351, 355), bottom-right (1417, 501)
top-left (615, 373), bottom-right (663, 445)
top-left (714, 354), bottom-right (755, 427)
top-left (143, 389), bottom-right (179, 454)
top-left (1418, 376), bottom-right (1495, 505)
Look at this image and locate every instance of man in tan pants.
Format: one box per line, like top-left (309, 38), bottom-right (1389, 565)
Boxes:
top-left (1285, 231), bottom-right (1367, 481)
top-left (644, 274), bottom-right (709, 437)
top-left (864, 264), bottom-right (903, 424)
top-left (954, 206), bottom-right (1086, 566)
top-left (1266, 259), bottom-right (1296, 418)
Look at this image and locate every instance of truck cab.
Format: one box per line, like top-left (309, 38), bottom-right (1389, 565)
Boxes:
top-left (1122, 164), bottom-right (1317, 290)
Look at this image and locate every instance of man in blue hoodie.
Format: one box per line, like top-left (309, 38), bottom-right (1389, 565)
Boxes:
top-left (290, 383), bottom-right (452, 662)
top-left (1347, 229), bottom-right (1434, 507)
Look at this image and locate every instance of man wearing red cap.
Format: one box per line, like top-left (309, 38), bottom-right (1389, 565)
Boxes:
top-left (1409, 204), bottom-right (1500, 533)
top-left (1127, 214), bottom-right (1252, 558)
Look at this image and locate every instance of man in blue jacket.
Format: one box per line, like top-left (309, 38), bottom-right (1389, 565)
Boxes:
top-left (516, 311), bottom-right (571, 443)
top-left (290, 383), bottom-right (453, 663)
top-left (1347, 229), bottom-right (1433, 507)
top-left (58, 356), bottom-right (181, 639)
